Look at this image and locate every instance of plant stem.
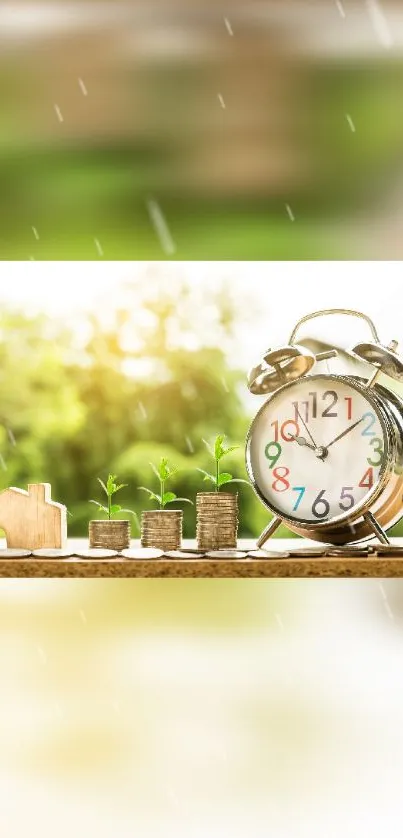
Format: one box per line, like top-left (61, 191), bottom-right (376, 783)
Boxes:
top-left (108, 491), bottom-right (111, 520)
top-left (161, 477), bottom-right (164, 509)
top-left (216, 457), bottom-right (219, 492)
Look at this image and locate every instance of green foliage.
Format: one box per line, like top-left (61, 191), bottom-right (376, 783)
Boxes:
top-left (139, 457), bottom-right (193, 510)
top-left (0, 282), bottom-right (272, 538)
top-left (198, 434), bottom-right (250, 493)
top-left (89, 473), bottom-right (138, 525)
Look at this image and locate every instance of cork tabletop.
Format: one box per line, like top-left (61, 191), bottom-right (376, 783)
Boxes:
top-left (1, 538), bottom-right (403, 577)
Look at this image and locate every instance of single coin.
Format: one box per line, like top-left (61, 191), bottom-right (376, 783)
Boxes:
top-left (206, 550), bottom-right (247, 559)
top-left (0, 548), bottom-right (32, 558)
top-left (75, 548), bottom-right (118, 559)
top-left (288, 547), bottom-right (328, 557)
top-left (373, 545), bottom-right (403, 556)
top-left (325, 547), bottom-right (369, 557)
top-left (164, 550), bottom-right (206, 559)
top-left (122, 547), bottom-right (164, 560)
top-left (248, 550), bottom-right (290, 559)
top-left (33, 549), bottom-right (74, 559)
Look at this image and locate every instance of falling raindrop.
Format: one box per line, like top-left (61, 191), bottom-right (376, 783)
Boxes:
top-left (32, 226), bottom-right (39, 240)
top-left (54, 104), bottom-right (64, 123)
top-left (0, 454), bottom-right (7, 471)
top-left (138, 401), bottom-right (147, 420)
top-left (146, 198), bottom-right (176, 255)
top-left (7, 428), bottom-right (16, 446)
top-left (378, 582), bottom-right (394, 620)
top-left (366, 0), bottom-right (393, 48)
top-left (94, 237), bottom-right (104, 257)
top-left (221, 377), bottom-right (230, 393)
top-left (335, 0), bottom-right (346, 18)
top-left (79, 608), bottom-right (87, 624)
top-left (275, 613), bottom-right (284, 630)
top-left (285, 203), bottom-right (295, 222)
top-left (217, 93), bottom-right (226, 109)
top-left (185, 436), bottom-right (194, 453)
top-left (78, 77), bottom-right (88, 96)
top-left (345, 113), bottom-right (356, 133)
top-left (224, 17), bottom-right (234, 36)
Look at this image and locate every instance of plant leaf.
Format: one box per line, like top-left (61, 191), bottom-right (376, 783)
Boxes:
top-left (158, 457), bottom-right (170, 481)
top-left (202, 437), bottom-right (214, 456)
top-left (166, 497), bottom-right (193, 505)
top-left (89, 500), bottom-right (108, 515)
top-left (162, 491), bottom-right (177, 506)
top-left (196, 468), bottom-right (216, 485)
top-left (217, 472), bottom-right (233, 487)
top-left (97, 477), bottom-right (108, 496)
top-left (214, 434), bottom-right (226, 461)
top-left (138, 487), bottom-right (162, 505)
top-left (149, 461), bottom-right (160, 480)
top-left (106, 473), bottom-right (118, 495)
top-left (119, 508), bottom-right (139, 521)
top-left (221, 444), bottom-right (239, 458)
top-left (109, 504), bottom-right (122, 515)
top-left (113, 483), bottom-right (127, 494)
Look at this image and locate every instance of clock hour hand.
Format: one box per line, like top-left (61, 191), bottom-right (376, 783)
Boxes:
top-left (294, 407), bottom-right (318, 449)
top-left (289, 434), bottom-right (316, 452)
top-left (325, 416), bottom-right (365, 450)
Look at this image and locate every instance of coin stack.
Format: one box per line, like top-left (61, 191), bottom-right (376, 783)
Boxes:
top-left (89, 520), bottom-right (130, 551)
top-left (196, 492), bottom-right (238, 550)
top-left (141, 510), bottom-right (183, 551)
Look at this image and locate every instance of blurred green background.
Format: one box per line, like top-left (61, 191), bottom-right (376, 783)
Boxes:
top-left (2, 0), bottom-right (403, 259)
top-left (0, 272), bottom-right (271, 538)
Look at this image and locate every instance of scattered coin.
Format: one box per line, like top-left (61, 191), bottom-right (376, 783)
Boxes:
top-left (164, 550), bottom-right (206, 559)
top-left (121, 547), bottom-right (164, 560)
top-left (75, 548), bottom-right (118, 559)
top-left (0, 548), bottom-right (32, 558)
top-left (373, 545), bottom-right (403, 556)
top-left (288, 547), bottom-right (328, 557)
top-left (33, 549), bottom-right (74, 559)
top-left (248, 550), bottom-right (290, 559)
top-left (326, 547), bottom-right (369, 558)
top-left (206, 550), bottom-right (247, 559)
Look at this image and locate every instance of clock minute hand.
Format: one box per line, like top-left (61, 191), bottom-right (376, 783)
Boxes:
top-left (325, 416), bottom-right (365, 450)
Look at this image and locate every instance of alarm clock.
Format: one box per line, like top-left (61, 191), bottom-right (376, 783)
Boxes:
top-left (245, 309), bottom-right (403, 548)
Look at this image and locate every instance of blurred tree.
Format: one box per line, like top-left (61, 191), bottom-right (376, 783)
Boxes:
top-left (0, 280), bottom-right (266, 536)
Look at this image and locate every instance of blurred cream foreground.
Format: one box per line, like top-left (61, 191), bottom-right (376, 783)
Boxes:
top-left (0, 576), bottom-right (402, 837)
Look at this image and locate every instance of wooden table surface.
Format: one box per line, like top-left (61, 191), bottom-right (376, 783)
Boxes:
top-left (1, 538), bottom-right (403, 577)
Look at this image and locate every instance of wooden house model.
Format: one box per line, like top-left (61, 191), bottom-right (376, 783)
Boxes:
top-left (0, 483), bottom-right (67, 549)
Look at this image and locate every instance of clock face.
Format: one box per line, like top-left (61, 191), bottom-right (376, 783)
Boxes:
top-left (247, 375), bottom-right (388, 525)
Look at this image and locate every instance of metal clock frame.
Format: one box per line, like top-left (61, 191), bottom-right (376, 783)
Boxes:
top-left (246, 308), bottom-right (403, 548)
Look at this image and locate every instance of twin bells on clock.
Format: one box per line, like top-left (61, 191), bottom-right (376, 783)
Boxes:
top-left (247, 309), bottom-right (403, 396)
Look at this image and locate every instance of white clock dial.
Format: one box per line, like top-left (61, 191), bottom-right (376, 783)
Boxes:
top-left (247, 376), bottom-right (387, 525)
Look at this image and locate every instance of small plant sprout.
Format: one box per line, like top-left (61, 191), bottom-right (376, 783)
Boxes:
top-left (139, 457), bottom-right (193, 509)
top-left (90, 473), bottom-right (138, 522)
top-left (198, 434), bottom-right (249, 492)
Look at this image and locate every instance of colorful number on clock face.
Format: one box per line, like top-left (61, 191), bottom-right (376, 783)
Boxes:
top-left (248, 377), bottom-right (386, 524)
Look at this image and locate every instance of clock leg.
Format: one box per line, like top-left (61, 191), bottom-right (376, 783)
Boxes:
top-left (257, 516), bottom-right (282, 548)
top-left (363, 511), bottom-right (390, 545)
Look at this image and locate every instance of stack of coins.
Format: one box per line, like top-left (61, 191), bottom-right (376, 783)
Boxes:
top-left (141, 510), bottom-right (183, 551)
top-left (196, 492), bottom-right (238, 550)
top-left (89, 520), bottom-right (130, 551)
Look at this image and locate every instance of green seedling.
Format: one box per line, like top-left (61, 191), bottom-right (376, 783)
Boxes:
top-left (198, 434), bottom-right (250, 492)
top-left (139, 457), bottom-right (193, 509)
top-left (90, 473), bottom-right (138, 523)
